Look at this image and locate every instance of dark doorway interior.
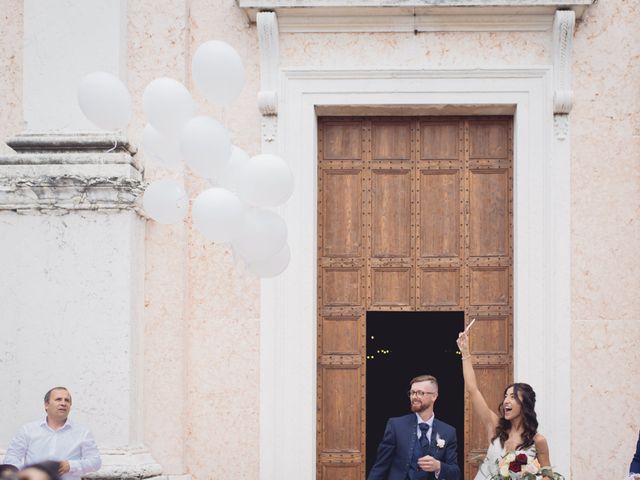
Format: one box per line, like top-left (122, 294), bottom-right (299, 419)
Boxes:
top-left (366, 311), bottom-right (464, 477)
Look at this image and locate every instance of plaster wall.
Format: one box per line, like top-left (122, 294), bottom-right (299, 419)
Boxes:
top-left (0, 1), bottom-right (23, 154)
top-left (127, 0), bottom-right (261, 478)
top-left (279, 31), bottom-right (550, 68)
top-left (0, 211), bottom-right (145, 448)
top-left (571, 1), bottom-right (640, 478)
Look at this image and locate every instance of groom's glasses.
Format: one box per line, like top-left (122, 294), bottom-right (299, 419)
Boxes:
top-left (408, 390), bottom-right (436, 398)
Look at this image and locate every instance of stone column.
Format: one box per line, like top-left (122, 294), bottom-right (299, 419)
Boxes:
top-left (0, 1), bottom-right (168, 478)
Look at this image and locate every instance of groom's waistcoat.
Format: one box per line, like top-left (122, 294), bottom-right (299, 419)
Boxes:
top-left (367, 414), bottom-right (455, 480)
top-left (407, 431), bottom-right (429, 480)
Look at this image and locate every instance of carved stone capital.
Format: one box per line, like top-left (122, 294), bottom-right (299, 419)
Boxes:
top-left (553, 10), bottom-right (575, 115)
top-left (0, 133), bottom-right (144, 214)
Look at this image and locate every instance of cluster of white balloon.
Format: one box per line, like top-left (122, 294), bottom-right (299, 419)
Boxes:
top-left (77, 41), bottom-right (293, 278)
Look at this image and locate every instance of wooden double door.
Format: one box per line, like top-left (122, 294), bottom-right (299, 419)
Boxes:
top-left (317, 116), bottom-right (514, 480)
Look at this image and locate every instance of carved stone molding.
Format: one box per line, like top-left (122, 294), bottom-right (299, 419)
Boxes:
top-left (257, 11), bottom-right (280, 152)
top-left (552, 10), bottom-right (575, 140)
top-left (0, 133), bottom-right (144, 213)
top-left (553, 10), bottom-right (575, 114)
top-left (239, 0), bottom-right (593, 32)
top-left (554, 114), bottom-right (569, 141)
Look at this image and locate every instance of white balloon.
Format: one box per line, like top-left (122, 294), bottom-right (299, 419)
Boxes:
top-left (77, 71), bottom-right (132, 130)
top-left (142, 77), bottom-right (194, 136)
top-left (232, 209), bottom-right (287, 263)
top-left (192, 40), bottom-right (245, 106)
top-left (142, 179), bottom-right (188, 224)
top-left (216, 146), bottom-right (250, 191)
top-left (192, 188), bottom-right (244, 242)
top-left (142, 124), bottom-right (182, 168)
top-left (238, 153), bottom-right (294, 207)
top-left (180, 116), bottom-right (232, 180)
top-left (247, 243), bottom-right (291, 278)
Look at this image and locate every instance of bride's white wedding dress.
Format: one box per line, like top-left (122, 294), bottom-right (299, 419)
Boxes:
top-left (474, 437), bottom-right (537, 480)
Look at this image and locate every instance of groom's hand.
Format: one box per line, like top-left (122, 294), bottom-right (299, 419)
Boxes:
top-left (418, 455), bottom-right (440, 472)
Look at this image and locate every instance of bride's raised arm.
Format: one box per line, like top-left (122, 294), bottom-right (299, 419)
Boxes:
top-left (457, 331), bottom-right (499, 439)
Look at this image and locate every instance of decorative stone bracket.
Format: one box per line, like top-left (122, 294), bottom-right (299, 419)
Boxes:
top-left (553, 10), bottom-right (575, 140)
top-left (0, 133), bottom-right (144, 214)
top-left (257, 11), bottom-right (280, 153)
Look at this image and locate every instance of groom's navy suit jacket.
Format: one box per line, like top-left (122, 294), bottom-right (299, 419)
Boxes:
top-left (367, 414), bottom-right (460, 480)
top-left (630, 430), bottom-right (640, 473)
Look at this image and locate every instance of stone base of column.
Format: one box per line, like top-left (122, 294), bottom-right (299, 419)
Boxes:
top-left (86, 447), bottom-right (163, 480)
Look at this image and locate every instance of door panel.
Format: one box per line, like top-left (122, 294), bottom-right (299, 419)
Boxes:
top-left (419, 170), bottom-right (461, 258)
top-left (370, 170), bottom-right (412, 258)
top-left (321, 170), bottom-right (364, 258)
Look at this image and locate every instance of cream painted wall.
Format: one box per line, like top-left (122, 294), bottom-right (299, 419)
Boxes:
top-left (1, 0), bottom-right (639, 479)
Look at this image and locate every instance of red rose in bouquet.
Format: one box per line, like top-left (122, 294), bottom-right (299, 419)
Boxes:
top-left (516, 453), bottom-right (528, 464)
top-left (508, 461), bottom-right (522, 473)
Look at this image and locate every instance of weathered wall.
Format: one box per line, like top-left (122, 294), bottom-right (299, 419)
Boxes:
top-left (571, 1), bottom-right (640, 477)
top-left (280, 31), bottom-right (550, 68)
top-left (0, 211), bottom-right (145, 447)
top-left (129, 0), bottom-right (261, 478)
top-left (0, 1), bottom-right (23, 154)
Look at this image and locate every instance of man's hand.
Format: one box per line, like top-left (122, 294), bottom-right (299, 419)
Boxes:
top-left (633, 475), bottom-right (640, 480)
top-left (58, 461), bottom-right (70, 475)
top-left (418, 455), bottom-right (441, 472)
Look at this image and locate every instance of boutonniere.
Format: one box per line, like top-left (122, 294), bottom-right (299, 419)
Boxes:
top-left (436, 433), bottom-right (445, 449)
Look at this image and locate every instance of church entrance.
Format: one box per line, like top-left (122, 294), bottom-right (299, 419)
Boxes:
top-left (366, 311), bottom-right (465, 477)
top-left (316, 116), bottom-right (514, 480)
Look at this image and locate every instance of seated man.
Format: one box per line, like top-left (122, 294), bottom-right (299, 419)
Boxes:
top-left (3, 387), bottom-right (101, 480)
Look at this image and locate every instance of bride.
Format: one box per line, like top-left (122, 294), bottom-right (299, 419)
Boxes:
top-left (457, 331), bottom-right (555, 479)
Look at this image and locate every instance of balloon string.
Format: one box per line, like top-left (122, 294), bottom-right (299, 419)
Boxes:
top-left (106, 139), bottom-right (118, 153)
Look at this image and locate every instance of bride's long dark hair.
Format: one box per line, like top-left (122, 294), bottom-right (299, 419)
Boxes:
top-left (492, 382), bottom-right (538, 449)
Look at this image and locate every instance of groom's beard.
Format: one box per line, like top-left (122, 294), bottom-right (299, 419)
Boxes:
top-left (410, 398), bottom-right (432, 413)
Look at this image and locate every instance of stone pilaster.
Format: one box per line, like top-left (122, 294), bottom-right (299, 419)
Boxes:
top-left (0, 134), bottom-right (166, 479)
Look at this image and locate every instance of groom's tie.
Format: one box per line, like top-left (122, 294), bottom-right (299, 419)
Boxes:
top-left (419, 423), bottom-right (430, 450)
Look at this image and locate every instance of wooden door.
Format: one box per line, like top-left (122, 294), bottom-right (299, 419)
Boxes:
top-left (317, 117), bottom-right (513, 480)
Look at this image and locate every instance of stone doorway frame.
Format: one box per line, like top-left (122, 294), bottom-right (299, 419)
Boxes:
top-left (260, 66), bottom-right (571, 479)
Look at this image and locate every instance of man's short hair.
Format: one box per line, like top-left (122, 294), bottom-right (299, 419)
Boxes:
top-left (409, 375), bottom-right (438, 391)
top-left (0, 464), bottom-right (18, 476)
top-left (44, 387), bottom-right (71, 404)
top-left (22, 462), bottom-right (61, 480)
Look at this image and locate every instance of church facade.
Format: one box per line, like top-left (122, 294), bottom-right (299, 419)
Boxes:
top-left (0, 1), bottom-right (638, 479)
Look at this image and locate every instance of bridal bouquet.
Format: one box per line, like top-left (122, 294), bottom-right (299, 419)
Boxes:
top-left (487, 451), bottom-right (564, 479)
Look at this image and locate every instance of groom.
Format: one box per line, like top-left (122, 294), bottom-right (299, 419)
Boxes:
top-left (367, 375), bottom-right (460, 480)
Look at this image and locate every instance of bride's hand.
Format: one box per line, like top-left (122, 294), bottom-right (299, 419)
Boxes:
top-left (457, 331), bottom-right (470, 356)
